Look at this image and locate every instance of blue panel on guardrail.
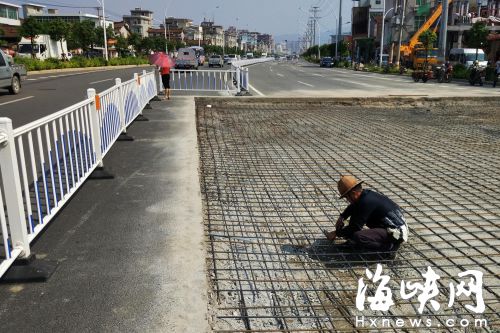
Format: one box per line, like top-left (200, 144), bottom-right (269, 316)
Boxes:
top-left (125, 91), bottom-right (139, 125)
top-left (101, 104), bottom-right (120, 153)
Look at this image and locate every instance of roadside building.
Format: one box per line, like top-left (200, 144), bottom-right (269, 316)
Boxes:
top-left (23, 4), bottom-right (113, 29)
top-left (225, 26), bottom-right (238, 49)
top-left (165, 17), bottom-right (192, 30)
top-left (0, 1), bottom-right (20, 26)
top-left (0, 1), bottom-right (21, 49)
top-left (352, 0), bottom-right (499, 63)
top-left (201, 21), bottom-right (224, 46)
top-left (114, 21), bottom-right (131, 39)
top-left (257, 33), bottom-right (274, 53)
top-left (22, 2), bottom-right (44, 17)
top-left (184, 25), bottom-right (203, 46)
top-left (123, 8), bottom-right (153, 37)
top-left (148, 25), bottom-right (184, 43)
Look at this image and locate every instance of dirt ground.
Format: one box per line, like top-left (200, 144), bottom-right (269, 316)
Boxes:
top-left (196, 97), bottom-right (500, 332)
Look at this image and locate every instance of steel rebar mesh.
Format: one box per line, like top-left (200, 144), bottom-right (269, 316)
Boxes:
top-left (196, 99), bottom-right (500, 332)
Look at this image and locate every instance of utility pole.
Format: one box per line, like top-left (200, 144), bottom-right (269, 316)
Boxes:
top-left (164, 17), bottom-right (168, 54)
top-left (438, 0), bottom-right (449, 62)
top-left (310, 6), bottom-right (320, 49)
top-left (336, 0), bottom-right (343, 59)
top-left (395, 0), bottom-right (407, 67)
top-left (310, 6), bottom-right (321, 58)
top-left (96, 0), bottom-right (108, 61)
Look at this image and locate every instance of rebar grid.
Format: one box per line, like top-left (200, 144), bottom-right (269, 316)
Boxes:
top-left (196, 99), bottom-right (500, 332)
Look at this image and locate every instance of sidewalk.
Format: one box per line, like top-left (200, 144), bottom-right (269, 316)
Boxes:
top-left (0, 97), bottom-right (209, 333)
top-left (27, 64), bottom-right (151, 75)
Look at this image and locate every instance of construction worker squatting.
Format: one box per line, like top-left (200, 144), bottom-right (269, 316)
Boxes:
top-left (325, 175), bottom-right (409, 254)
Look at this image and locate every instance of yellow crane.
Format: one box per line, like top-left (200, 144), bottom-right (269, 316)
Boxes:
top-left (400, 0), bottom-right (451, 68)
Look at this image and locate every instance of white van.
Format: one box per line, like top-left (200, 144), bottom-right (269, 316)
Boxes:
top-left (448, 48), bottom-right (488, 67)
top-left (175, 48), bottom-right (198, 69)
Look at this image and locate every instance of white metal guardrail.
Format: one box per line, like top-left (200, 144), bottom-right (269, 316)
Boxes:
top-left (169, 68), bottom-right (239, 92)
top-left (0, 69), bottom-right (157, 278)
top-left (231, 57), bottom-right (274, 92)
top-left (158, 57), bottom-right (274, 94)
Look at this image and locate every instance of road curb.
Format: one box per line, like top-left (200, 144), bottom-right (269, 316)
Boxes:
top-left (27, 64), bottom-right (151, 76)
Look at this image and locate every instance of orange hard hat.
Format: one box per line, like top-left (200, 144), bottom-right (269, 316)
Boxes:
top-left (338, 175), bottom-right (364, 198)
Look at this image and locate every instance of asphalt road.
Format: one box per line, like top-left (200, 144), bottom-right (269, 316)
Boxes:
top-left (247, 60), bottom-right (500, 97)
top-left (0, 66), bottom-right (154, 128)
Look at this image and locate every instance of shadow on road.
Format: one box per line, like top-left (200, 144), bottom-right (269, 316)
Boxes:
top-left (282, 238), bottom-right (402, 269)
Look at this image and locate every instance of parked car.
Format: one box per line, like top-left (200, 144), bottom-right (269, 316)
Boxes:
top-left (83, 50), bottom-right (104, 58)
top-left (223, 55), bottom-right (229, 63)
top-left (449, 48), bottom-right (488, 68)
top-left (320, 57), bottom-right (334, 67)
top-left (0, 49), bottom-right (27, 94)
top-left (226, 54), bottom-right (239, 64)
top-left (209, 55), bottom-right (224, 68)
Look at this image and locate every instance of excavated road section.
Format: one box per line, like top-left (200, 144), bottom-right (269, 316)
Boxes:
top-left (196, 97), bottom-right (500, 332)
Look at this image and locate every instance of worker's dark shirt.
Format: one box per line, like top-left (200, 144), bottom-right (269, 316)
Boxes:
top-left (337, 189), bottom-right (405, 238)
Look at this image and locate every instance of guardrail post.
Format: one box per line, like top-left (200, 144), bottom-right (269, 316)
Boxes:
top-left (115, 78), bottom-right (133, 141)
top-left (142, 70), bottom-right (152, 110)
top-left (87, 89), bottom-right (113, 179)
top-left (133, 73), bottom-right (149, 122)
top-left (151, 66), bottom-right (162, 101)
top-left (0, 118), bottom-right (30, 259)
top-left (244, 68), bottom-right (252, 96)
top-left (236, 67), bottom-right (241, 95)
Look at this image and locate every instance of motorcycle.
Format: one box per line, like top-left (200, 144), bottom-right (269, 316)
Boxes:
top-left (399, 65), bottom-right (408, 75)
top-left (435, 63), bottom-right (453, 83)
top-left (468, 62), bottom-right (485, 86)
top-left (412, 62), bottom-right (433, 83)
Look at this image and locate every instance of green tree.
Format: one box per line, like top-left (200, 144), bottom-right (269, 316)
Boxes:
top-left (47, 19), bottom-right (70, 59)
top-left (418, 30), bottom-right (437, 63)
top-left (139, 37), bottom-right (155, 54)
top-left (95, 25), bottom-right (115, 47)
top-left (116, 35), bottom-right (129, 56)
top-left (71, 20), bottom-right (97, 51)
top-left (466, 22), bottom-right (489, 60)
top-left (19, 17), bottom-right (43, 58)
top-left (128, 32), bottom-right (142, 53)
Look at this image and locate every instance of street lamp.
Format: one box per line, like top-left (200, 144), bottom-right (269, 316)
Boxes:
top-left (379, 2), bottom-right (395, 67)
top-left (96, 0), bottom-right (108, 61)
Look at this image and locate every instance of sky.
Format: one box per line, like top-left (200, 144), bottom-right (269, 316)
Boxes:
top-left (10, 0), bottom-right (353, 41)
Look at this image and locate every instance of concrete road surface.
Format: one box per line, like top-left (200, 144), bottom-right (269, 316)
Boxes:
top-left (247, 60), bottom-right (500, 97)
top-left (0, 97), bottom-right (209, 333)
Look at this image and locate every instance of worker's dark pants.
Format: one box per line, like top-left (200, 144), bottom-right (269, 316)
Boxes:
top-left (349, 228), bottom-right (396, 251)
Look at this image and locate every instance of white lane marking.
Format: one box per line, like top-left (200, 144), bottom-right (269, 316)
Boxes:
top-left (0, 96), bottom-right (34, 106)
top-left (26, 78), bottom-right (37, 81)
top-left (312, 73), bottom-right (324, 77)
top-left (297, 81), bottom-right (314, 87)
top-left (89, 78), bottom-right (115, 84)
top-left (276, 73), bottom-right (284, 77)
top-left (327, 69), bottom-right (409, 82)
top-left (38, 76), bottom-right (49, 79)
top-left (326, 76), bottom-right (388, 89)
top-left (248, 83), bottom-right (265, 96)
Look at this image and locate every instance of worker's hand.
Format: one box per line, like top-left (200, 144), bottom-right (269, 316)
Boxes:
top-left (335, 216), bottom-right (345, 231)
top-left (325, 230), bottom-right (337, 241)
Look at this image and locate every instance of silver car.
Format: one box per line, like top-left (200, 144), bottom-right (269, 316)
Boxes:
top-left (208, 55), bottom-right (224, 68)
